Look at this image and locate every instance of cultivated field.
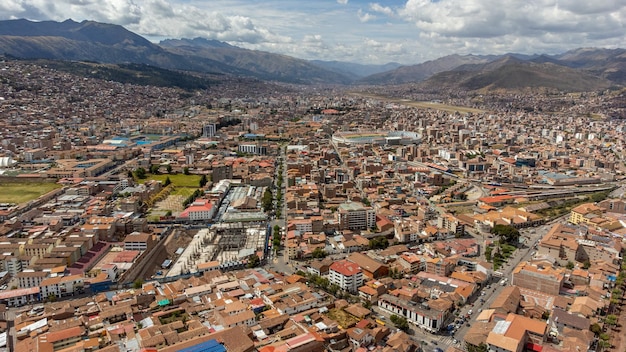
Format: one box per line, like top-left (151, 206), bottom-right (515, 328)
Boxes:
top-left (0, 182), bottom-right (62, 204)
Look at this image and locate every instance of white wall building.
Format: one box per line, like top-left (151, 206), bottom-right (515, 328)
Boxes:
top-left (329, 260), bottom-right (363, 293)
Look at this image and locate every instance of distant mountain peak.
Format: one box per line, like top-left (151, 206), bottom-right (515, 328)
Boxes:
top-left (160, 37), bottom-right (234, 49)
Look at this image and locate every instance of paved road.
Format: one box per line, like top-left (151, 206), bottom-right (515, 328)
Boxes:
top-left (452, 221), bottom-right (562, 348)
top-left (372, 221), bottom-right (559, 351)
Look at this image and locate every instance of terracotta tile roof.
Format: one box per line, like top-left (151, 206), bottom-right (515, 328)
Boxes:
top-left (45, 325), bottom-right (84, 343)
top-left (330, 259), bottom-right (361, 277)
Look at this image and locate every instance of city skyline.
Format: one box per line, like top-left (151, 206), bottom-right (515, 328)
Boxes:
top-left (0, 0), bottom-right (625, 64)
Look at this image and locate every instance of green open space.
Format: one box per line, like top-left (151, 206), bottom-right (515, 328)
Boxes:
top-left (140, 173), bottom-right (202, 188)
top-left (534, 190), bottom-right (612, 219)
top-left (487, 242), bottom-right (517, 271)
top-left (170, 187), bottom-right (198, 197)
top-left (0, 182), bottom-right (63, 204)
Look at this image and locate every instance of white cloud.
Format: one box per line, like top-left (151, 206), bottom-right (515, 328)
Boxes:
top-left (357, 9), bottom-right (375, 23)
top-left (0, 0), bottom-right (624, 64)
top-left (369, 3), bottom-right (394, 17)
top-left (399, 0), bottom-right (626, 40)
top-left (0, 0), bottom-right (290, 45)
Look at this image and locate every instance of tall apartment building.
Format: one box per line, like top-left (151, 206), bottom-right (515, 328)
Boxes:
top-left (238, 144), bottom-right (267, 156)
top-left (203, 123), bottom-right (217, 138)
top-left (212, 165), bottom-right (233, 183)
top-left (569, 203), bottom-right (604, 225)
top-left (329, 260), bottom-right (363, 293)
top-left (437, 214), bottom-right (465, 237)
top-left (337, 202), bottom-right (376, 231)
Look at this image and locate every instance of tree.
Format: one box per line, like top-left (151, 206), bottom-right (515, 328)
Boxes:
top-left (150, 164), bottom-right (160, 175)
top-left (164, 176), bottom-right (172, 186)
top-left (598, 340), bottom-right (611, 350)
top-left (328, 284), bottom-right (340, 295)
top-left (199, 174), bottom-right (208, 188)
top-left (389, 267), bottom-right (403, 279)
top-left (312, 248), bottom-right (327, 259)
top-left (541, 310), bottom-right (551, 320)
top-left (583, 260), bottom-right (591, 269)
top-left (134, 167), bottom-right (147, 179)
top-left (247, 254), bottom-right (261, 268)
top-left (590, 323), bottom-right (602, 335)
top-left (166, 164), bottom-right (173, 173)
top-left (485, 246), bottom-right (493, 261)
top-left (165, 210), bottom-right (172, 217)
top-left (183, 167), bottom-right (190, 175)
top-left (389, 314), bottom-right (409, 331)
top-left (262, 189), bottom-right (273, 212)
top-left (369, 236), bottom-right (389, 250)
top-left (566, 261), bottom-right (575, 270)
top-left (127, 170), bottom-right (134, 179)
top-left (491, 224), bottom-right (520, 244)
top-left (605, 314), bottom-right (618, 327)
top-left (133, 279), bottom-right (144, 289)
top-left (466, 342), bottom-right (489, 352)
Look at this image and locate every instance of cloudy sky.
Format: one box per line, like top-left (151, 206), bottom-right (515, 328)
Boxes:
top-left (1, 0), bottom-right (625, 64)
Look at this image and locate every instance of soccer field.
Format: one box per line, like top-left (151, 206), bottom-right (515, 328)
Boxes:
top-left (0, 182), bottom-right (63, 204)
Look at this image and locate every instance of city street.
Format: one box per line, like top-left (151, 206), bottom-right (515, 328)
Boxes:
top-left (452, 221), bottom-right (562, 348)
top-left (370, 221), bottom-right (560, 351)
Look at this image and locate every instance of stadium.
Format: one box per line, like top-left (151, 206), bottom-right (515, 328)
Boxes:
top-left (332, 130), bottom-right (421, 146)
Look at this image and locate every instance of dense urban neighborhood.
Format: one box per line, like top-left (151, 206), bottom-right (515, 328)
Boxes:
top-left (0, 55), bottom-right (626, 352)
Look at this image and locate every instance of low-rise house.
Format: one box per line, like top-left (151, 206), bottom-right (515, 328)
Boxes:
top-left (378, 293), bottom-right (451, 332)
top-left (347, 252), bottom-right (388, 279)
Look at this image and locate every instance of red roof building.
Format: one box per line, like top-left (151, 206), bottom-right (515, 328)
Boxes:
top-left (329, 260), bottom-right (363, 293)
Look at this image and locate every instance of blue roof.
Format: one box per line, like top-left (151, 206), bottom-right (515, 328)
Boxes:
top-left (177, 339), bottom-right (226, 352)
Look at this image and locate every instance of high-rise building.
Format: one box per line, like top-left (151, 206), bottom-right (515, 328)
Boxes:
top-left (203, 123), bottom-right (217, 138)
top-left (329, 260), bottom-right (363, 293)
top-left (337, 202), bottom-right (376, 230)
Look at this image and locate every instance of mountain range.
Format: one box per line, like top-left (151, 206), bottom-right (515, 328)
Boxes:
top-left (0, 19), bottom-right (624, 91)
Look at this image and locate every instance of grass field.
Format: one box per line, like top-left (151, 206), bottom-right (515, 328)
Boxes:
top-left (170, 187), bottom-right (197, 197)
top-left (140, 174), bottom-right (202, 188)
top-left (349, 92), bottom-right (486, 114)
top-left (0, 182), bottom-right (62, 204)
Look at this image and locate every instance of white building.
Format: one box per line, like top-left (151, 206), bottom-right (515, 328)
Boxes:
top-left (329, 260), bottom-right (363, 293)
top-left (0, 287), bottom-right (40, 307)
top-left (123, 232), bottom-right (155, 252)
top-left (40, 275), bottom-right (84, 299)
top-left (178, 199), bottom-right (215, 221)
top-left (378, 294), bottom-right (449, 333)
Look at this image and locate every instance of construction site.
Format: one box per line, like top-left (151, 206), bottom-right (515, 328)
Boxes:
top-left (166, 222), bottom-right (267, 277)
